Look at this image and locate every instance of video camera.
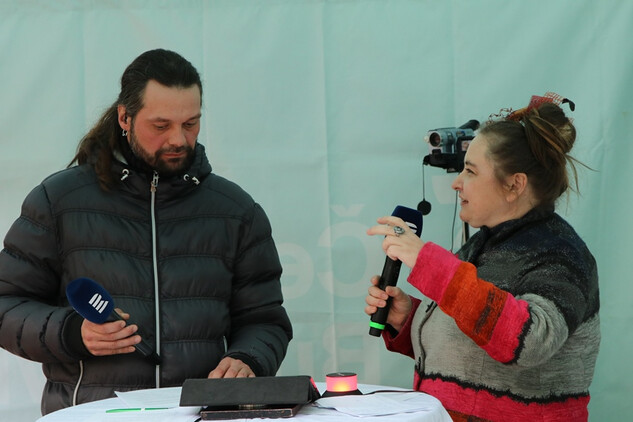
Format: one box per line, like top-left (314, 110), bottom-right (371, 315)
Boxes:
top-left (423, 119), bottom-right (479, 173)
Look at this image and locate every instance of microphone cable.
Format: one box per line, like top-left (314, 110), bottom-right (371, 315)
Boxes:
top-left (450, 190), bottom-right (458, 253)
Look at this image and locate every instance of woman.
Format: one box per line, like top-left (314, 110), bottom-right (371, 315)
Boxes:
top-left (365, 94), bottom-right (600, 422)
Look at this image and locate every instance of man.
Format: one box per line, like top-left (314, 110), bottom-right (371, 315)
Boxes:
top-left (0, 49), bottom-right (293, 415)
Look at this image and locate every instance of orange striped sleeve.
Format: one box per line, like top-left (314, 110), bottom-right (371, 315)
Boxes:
top-left (408, 242), bottom-right (531, 362)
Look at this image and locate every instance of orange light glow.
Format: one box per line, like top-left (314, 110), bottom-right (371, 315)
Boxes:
top-left (325, 372), bottom-right (357, 392)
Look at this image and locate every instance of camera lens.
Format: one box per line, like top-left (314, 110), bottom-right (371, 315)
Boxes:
top-left (428, 132), bottom-right (441, 147)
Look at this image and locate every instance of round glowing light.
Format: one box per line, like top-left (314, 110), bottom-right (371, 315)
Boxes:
top-left (325, 372), bottom-right (358, 392)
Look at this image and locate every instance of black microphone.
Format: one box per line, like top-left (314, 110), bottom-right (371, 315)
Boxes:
top-left (66, 277), bottom-right (161, 365)
top-left (369, 206), bottom-right (423, 337)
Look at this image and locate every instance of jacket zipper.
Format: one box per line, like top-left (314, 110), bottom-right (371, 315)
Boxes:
top-left (70, 171), bottom-right (162, 402)
top-left (72, 360), bottom-right (84, 405)
top-left (150, 171), bottom-right (161, 387)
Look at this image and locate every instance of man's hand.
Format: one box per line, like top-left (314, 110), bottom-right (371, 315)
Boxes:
top-left (80, 308), bottom-right (141, 356)
top-left (208, 356), bottom-right (255, 378)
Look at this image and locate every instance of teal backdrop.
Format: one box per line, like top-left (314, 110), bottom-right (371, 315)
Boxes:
top-left (0, 1), bottom-right (631, 420)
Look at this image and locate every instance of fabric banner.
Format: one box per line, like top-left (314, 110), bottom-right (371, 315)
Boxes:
top-left (0, 1), bottom-right (631, 420)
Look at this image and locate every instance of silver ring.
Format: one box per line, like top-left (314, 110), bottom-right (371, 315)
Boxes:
top-left (393, 226), bottom-right (405, 236)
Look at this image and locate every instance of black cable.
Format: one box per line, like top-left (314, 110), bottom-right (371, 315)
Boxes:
top-left (450, 190), bottom-right (458, 253)
top-left (417, 163), bottom-right (432, 215)
top-left (362, 389), bottom-right (419, 395)
top-left (421, 163), bottom-right (426, 200)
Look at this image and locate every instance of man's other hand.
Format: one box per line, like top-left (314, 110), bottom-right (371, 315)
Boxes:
top-left (208, 356), bottom-right (255, 378)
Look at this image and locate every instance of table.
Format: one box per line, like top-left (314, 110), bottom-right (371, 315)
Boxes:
top-left (36, 383), bottom-right (451, 422)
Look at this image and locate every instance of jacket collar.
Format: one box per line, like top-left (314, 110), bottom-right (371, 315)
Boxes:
top-left (112, 142), bottom-right (212, 198)
top-left (459, 205), bottom-right (555, 262)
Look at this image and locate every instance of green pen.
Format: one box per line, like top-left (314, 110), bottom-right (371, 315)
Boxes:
top-left (105, 407), bottom-right (169, 413)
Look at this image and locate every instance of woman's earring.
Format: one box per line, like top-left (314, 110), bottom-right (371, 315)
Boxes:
top-left (122, 129), bottom-right (128, 137)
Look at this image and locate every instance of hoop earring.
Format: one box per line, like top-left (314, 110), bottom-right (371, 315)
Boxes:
top-left (122, 129), bottom-right (128, 137)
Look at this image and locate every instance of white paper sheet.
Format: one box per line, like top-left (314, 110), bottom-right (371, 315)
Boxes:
top-left (315, 391), bottom-right (446, 417)
top-left (114, 386), bottom-right (184, 408)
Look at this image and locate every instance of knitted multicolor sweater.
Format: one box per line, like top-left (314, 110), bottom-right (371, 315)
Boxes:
top-left (384, 207), bottom-right (600, 422)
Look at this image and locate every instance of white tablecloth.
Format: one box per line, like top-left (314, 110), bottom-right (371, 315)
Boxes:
top-left (37, 383), bottom-right (452, 422)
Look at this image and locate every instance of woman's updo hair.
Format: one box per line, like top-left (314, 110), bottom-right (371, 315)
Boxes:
top-left (480, 101), bottom-right (579, 208)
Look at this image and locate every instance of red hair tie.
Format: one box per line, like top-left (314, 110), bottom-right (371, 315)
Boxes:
top-left (506, 92), bottom-right (575, 121)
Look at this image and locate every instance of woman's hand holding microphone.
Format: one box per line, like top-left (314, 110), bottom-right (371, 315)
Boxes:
top-left (364, 215), bottom-right (425, 333)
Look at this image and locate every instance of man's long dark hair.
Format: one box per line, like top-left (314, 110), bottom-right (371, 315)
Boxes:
top-left (69, 49), bottom-right (203, 189)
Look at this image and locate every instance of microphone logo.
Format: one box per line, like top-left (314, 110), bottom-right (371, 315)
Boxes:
top-left (89, 293), bottom-right (109, 314)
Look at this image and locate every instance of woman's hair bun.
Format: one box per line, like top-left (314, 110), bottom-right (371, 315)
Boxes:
top-left (481, 93), bottom-right (584, 207)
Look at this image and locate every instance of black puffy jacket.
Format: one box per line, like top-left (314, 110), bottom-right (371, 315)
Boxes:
top-left (0, 143), bottom-right (292, 414)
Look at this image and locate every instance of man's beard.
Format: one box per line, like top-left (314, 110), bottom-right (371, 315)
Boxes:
top-left (128, 125), bottom-right (196, 177)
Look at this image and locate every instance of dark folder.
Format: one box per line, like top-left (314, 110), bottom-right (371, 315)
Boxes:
top-left (179, 375), bottom-right (321, 419)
